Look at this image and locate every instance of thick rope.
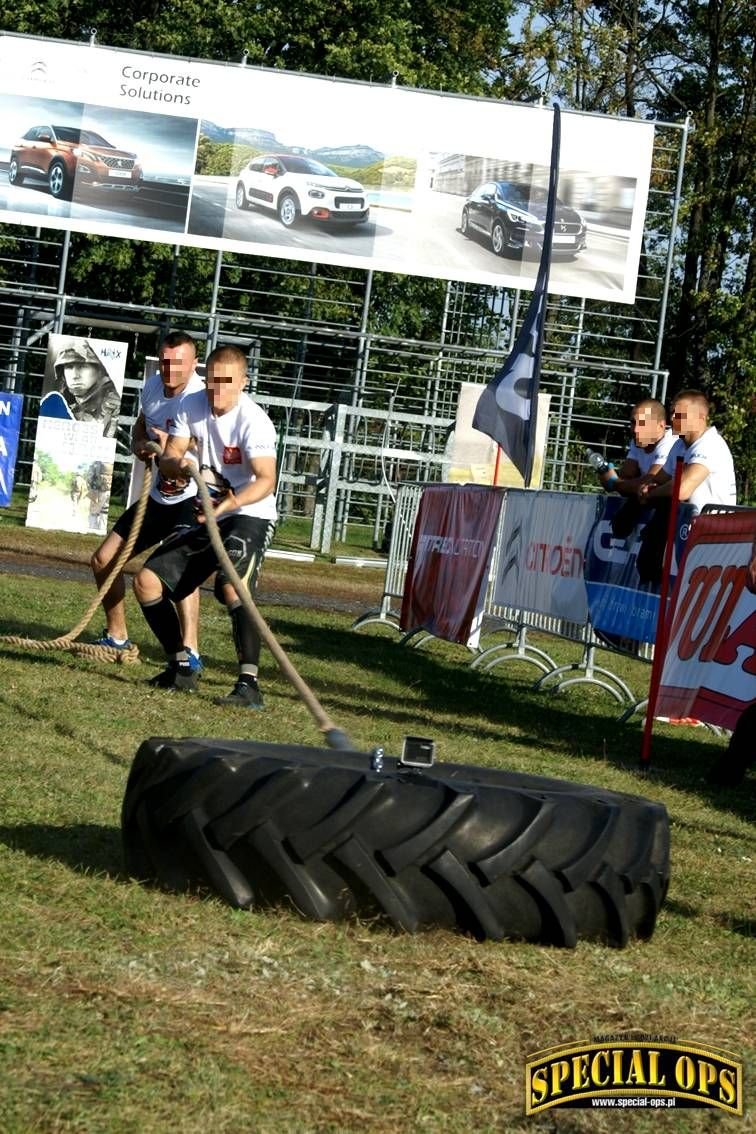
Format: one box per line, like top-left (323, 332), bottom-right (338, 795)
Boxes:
top-left (189, 470), bottom-right (353, 749)
top-left (2, 448), bottom-right (353, 747)
top-left (0, 458), bottom-right (155, 664)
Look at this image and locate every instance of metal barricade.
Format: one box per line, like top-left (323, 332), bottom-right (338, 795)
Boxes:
top-left (354, 481), bottom-right (653, 715)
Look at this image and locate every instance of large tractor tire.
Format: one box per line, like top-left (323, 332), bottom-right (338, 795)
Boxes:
top-left (122, 738), bottom-right (670, 948)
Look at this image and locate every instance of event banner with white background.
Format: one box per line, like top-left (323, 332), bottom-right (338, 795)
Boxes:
top-left (656, 512), bottom-right (756, 731)
top-left (26, 334), bottom-right (128, 535)
top-left (0, 32), bottom-right (654, 303)
top-left (493, 489), bottom-right (600, 623)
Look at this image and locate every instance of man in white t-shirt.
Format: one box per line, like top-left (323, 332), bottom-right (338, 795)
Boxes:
top-left (89, 331), bottom-right (204, 662)
top-left (636, 389), bottom-right (737, 584)
top-left (594, 398), bottom-right (677, 540)
top-left (133, 344), bottom-right (277, 707)
top-left (641, 389), bottom-right (737, 512)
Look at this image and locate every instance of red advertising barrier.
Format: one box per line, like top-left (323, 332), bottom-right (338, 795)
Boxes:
top-left (657, 512), bottom-right (756, 731)
top-left (400, 485), bottom-right (504, 646)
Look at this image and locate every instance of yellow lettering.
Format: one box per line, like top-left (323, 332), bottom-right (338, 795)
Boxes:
top-left (719, 1067), bottom-right (736, 1105)
top-left (550, 1060), bottom-right (570, 1097)
top-left (571, 1053), bottom-right (590, 1090)
top-left (591, 1050), bottom-right (610, 1087)
top-left (530, 1067), bottom-right (549, 1106)
top-left (626, 1049), bottom-right (647, 1086)
top-left (675, 1055), bottom-right (695, 1090)
top-left (612, 1049), bottom-right (624, 1085)
top-left (697, 1060), bottom-right (717, 1096)
top-left (648, 1050), bottom-right (666, 1086)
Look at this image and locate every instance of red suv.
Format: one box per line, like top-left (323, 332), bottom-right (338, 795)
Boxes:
top-left (8, 124), bottom-right (142, 200)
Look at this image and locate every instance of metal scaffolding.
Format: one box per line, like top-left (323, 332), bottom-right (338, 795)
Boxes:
top-left (0, 117), bottom-right (688, 553)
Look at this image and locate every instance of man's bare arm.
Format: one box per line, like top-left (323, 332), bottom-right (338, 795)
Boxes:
top-left (159, 434), bottom-right (192, 481)
top-left (198, 455), bottom-right (277, 522)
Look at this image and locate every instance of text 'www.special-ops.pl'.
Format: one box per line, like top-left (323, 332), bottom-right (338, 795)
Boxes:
top-left (591, 1097), bottom-right (676, 1108)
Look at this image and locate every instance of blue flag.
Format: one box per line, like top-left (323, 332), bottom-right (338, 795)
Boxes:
top-left (472, 103), bottom-right (561, 485)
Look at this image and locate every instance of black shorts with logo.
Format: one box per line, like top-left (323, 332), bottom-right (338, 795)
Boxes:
top-left (112, 495), bottom-right (196, 558)
top-left (144, 514), bottom-right (275, 603)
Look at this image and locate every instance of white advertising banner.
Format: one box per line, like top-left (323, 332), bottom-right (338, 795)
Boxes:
top-left (0, 33), bottom-right (655, 303)
top-left (657, 512), bottom-right (756, 731)
top-left (26, 334), bottom-right (128, 535)
top-left (493, 489), bottom-right (600, 622)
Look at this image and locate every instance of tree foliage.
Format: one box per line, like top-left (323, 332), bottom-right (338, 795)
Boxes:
top-left (0, 0), bottom-right (753, 494)
top-left (511, 0), bottom-right (755, 497)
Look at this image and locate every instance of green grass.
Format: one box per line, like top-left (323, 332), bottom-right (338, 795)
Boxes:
top-left (0, 566), bottom-right (753, 1132)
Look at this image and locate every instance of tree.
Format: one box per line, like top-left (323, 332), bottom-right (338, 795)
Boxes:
top-left (510, 0), bottom-right (755, 498)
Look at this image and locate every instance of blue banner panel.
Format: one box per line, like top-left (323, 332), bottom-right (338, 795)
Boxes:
top-left (0, 391), bottom-right (24, 506)
top-left (584, 496), bottom-right (694, 643)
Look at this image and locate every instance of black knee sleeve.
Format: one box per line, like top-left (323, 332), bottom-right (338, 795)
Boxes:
top-left (140, 594), bottom-right (183, 655)
top-left (229, 600), bottom-right (261, 668)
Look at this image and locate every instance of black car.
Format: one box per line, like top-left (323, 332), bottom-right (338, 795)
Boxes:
top-left (460, 180), bottom-right (587, 258)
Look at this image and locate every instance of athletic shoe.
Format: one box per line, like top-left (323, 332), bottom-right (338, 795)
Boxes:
top-left (147, 661), bottom-right (198, 692)
top-left (186, 649), bottom-right (204, 673)
top-left (95, 630), bottom-right (133, 649)
top-left (213, 677), bottom-right (263, 709)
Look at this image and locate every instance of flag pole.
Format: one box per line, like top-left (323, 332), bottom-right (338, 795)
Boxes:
top-left (523, 102), bottom-right (560, 488)
top-left (472, 103), bottom-right (561, 487)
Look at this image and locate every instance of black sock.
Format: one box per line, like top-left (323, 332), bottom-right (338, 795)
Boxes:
top-left (229, 601), bottom-right (261, 669)
top-left (140, 595), bottom-right (183, 655)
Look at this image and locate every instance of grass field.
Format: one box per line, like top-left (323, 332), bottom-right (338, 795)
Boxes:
top-left (0, 544), bottom-right (753, 1131)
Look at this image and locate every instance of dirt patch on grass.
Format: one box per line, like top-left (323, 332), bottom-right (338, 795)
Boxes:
top-left (0, 547), bottom-right (386, 616)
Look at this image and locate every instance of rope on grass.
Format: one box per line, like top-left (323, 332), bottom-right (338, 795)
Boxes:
top-left (0, 455), bottom-right (155, 665)
top-left (3, 447), bottom-right (352, 746)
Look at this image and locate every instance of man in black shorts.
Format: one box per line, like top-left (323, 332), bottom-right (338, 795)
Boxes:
top-left (133, 344), bottom-right (277, 707)
top-left (89, 331), bottom-right (204, 663)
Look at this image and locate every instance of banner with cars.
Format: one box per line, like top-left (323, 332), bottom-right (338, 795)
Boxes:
top-left (0, 32), bottom-right (655, 303)
top-left (492, 489), bottom-right (599, 623)
top-left (25, 334), bottom-right (128, 535)
top-left (656, 511), bottom-right (756, 731)
top-left (400, 484), bottom-right (504, 647)
top-left (0, 391), bottom-right (24, 506)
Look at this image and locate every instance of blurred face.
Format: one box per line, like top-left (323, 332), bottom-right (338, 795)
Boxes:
top-left (206, 359), bottom-right (246, 415)
top-left (63, 361), bottom-right (101, 400)
top-left (159, 342), bottom-right (196, 390)
top-left (631, 405), bottom-right (666, 448)
top-left (671, 398), bottom-right (707, 441)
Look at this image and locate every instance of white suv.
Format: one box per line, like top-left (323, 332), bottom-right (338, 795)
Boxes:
top-left (235, 154), bottom-right (370, 227)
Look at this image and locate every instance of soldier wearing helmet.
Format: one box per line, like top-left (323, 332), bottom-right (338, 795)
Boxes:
top-left (52, 339), bottom-right (121, 438)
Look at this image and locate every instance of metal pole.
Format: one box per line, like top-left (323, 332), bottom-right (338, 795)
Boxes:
top-left (559, 297), bottom-right (585, 489)
top-left (207, 249), bottom-right (224, 351)
top-left (338, 269), bottom-right (374, 542)
top-left (653, 117), bottom-right (691, 372)
top-left (53, 230), bottom-right (71, 333)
